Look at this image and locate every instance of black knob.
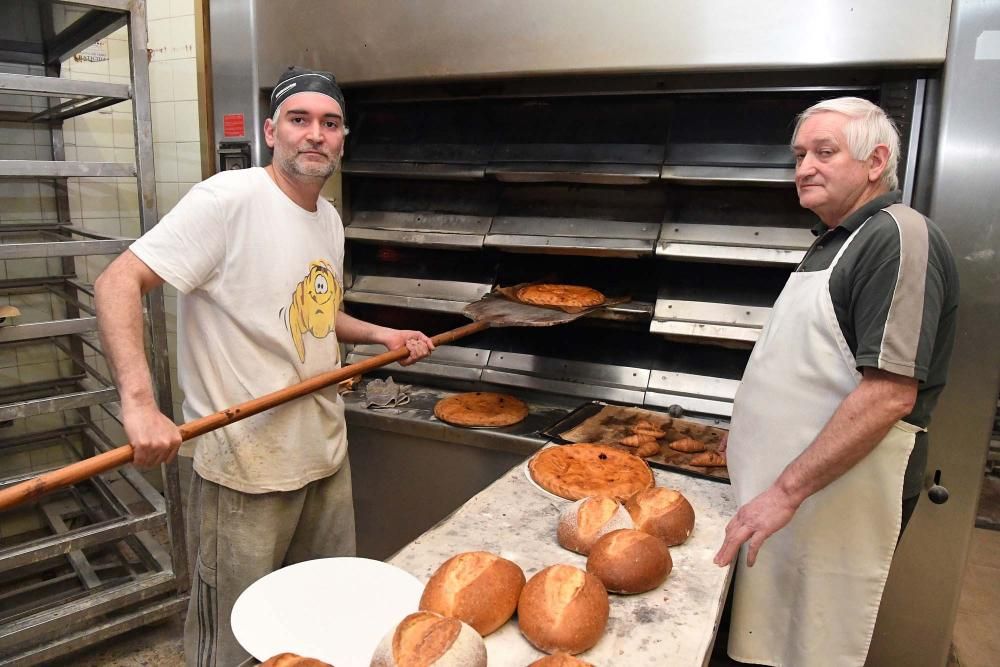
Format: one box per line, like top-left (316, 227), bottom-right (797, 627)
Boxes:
top-left (668, 404), bottom-right (685, 418)
top-left (928, 469), bottom-right (949, 504)
top-left (928, 485), bottom-right (949, 504)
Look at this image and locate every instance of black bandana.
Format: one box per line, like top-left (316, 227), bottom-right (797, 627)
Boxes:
top-left (269, 66), bottom-right (346, 119)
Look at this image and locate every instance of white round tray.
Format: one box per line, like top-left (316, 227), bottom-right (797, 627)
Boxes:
top-left (231, 557), bottom-right (423, 666)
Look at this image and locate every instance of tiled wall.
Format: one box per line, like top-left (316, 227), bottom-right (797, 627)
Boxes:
top-left (0, 0), bottom-right (200, 478)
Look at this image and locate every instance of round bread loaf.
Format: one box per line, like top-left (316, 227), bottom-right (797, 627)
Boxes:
top-left (370, 611), bottom-right (486, 667)
top-left (260, 654), bottom-right (332, 667)
top-left (419, 551), bottom-right (525, 636)
top-left (625, 487), bottom-right (696, 546)
top-left (586, 529), bottom-right (672, 594)
top-left (517, 564), bottom-right (609, 655)
top-left (557, 496), bottom-right (634, 555)
top-left (528, 652), bottom-right (595, 666)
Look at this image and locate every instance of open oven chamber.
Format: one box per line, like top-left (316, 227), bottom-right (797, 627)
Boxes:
top-left (333, 73), bottom-right (925, 557)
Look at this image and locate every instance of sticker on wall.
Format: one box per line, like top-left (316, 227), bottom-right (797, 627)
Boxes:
top-left (74, 39), bottom-right (108, 63)
top-left (223, 113), bottom-right (245, 138)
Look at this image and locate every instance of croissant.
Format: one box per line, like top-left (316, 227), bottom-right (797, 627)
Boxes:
top-left (620, 434), bottom-right (658, 447)
top-left (634, 440), bottom-right (661, 458)
top-left (668, 437), bottom-right (706, 453)
top-left (690, 451), bottom-right (727, 467)
top-left (631, 420), bottom-right (666, 439)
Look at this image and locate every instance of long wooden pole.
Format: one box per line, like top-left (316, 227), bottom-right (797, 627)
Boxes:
top-left (0, 320), bottom-right (489, 510)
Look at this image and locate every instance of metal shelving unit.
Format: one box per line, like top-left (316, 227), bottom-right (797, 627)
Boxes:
top-left (0, 1), bottom-right (187, 664)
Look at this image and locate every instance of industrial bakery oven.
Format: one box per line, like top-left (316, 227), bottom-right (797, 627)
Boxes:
top-left (208, 1), bottom-right (999, 665)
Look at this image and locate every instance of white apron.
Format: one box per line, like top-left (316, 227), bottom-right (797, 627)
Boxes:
top-left (726, 211), bottom-right (920, 667)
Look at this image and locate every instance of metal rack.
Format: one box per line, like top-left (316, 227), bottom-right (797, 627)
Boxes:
top-left (0, 1), bottom-right (187, 664)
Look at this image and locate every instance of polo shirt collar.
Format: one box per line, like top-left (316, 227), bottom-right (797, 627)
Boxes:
top-left (810, 190), bottom-right (902, 236)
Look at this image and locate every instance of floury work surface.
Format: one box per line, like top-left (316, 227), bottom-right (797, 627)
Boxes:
top-left (389, 449), bottom-right (737, 666)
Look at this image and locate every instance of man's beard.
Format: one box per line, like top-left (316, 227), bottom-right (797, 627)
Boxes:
top-left (276, 146), bottom-right (340, 180)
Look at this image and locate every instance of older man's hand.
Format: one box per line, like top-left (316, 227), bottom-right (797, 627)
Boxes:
top-left (380, 328), bottom-right (435, 366)
top-left (713, 484), bottom-right (799, 568)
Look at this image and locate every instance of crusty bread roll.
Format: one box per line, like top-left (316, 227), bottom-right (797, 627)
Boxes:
top-left (625, 487), bottom-right (696, 546)
top-left (370, 611), bottom-right (486, 667)
top-left (260, 654), bottom-right (332, 667)
top-left (529, 652), bottom-right (595, 666)
top-left (517, 564), bottom-right (609, 655)
top-left (419, 551), bottom-right (525, 636)
top-left (557, 496), bottom-right (634, 555)
top-left (586, 528), bottom-right (672, 594)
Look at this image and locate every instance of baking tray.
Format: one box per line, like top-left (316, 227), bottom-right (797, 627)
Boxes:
top-left (541, 400), bottom-right (730, 484)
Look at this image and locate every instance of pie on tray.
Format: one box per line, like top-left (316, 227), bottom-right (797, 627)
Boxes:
top-left (515, 284), bottom-right (606, 308)
top-left (528, 443), bottom-right (655, 502)
top-left (434, 392), bottom-right (529, 428)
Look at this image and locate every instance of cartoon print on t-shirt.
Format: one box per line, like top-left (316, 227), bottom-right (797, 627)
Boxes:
top-left (282, 260), bottom-right (342, 363)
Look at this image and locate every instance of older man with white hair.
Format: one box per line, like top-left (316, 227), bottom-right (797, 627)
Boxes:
top-left (714, 97), bottom-right (959, 666)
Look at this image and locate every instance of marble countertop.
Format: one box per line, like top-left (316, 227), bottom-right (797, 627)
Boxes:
top-left (389, 448), bottom-right (738, 666)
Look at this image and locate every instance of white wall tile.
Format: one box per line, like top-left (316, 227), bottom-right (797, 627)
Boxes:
top-left (147, 18), bottom-right (171, 62)
top-left (0, 181), bottom-right (42, 221)
top-left (174, 100), bottom-right (200, 142)
top-left (77, 145), bottom-right (118, 163)
top-left (2, 145), bottom-right (37, 160)
top-left (120, 216), bottom-right (141, 238)
top-left (113, 114), bottom-right (135, 149)
top-left (0, 123), bottom-right (37, 145)
top-left (177, 181), bottom-right (197, 200)
top-left (170, 0), bottom-right (194, 17)
top-left (108, 36), bottom-right (130, 78)
top-left (172, 59), bottom-right (198, 101)
top-left (176, 141), bottom-right (201, 182)
top-left (149, 61), bottom-right (174, 102)
top-left (117, 180), bottom-right (139, 217)
top-left (114, 147), bottom-right (136, 166)
top-left (148, 0), bottom-right (171, 22)
top-left (169, 16), bottom-right (196, 60)
top-left (84, 217), bottom-right (124, 237)
top-left (151, 101), bottom-right (176, 143)
top-left (156, 181), bottom-right (179, 217)
top-left (153, 142), bottom-right (178, 182)
top-left (78, 178), bottom-right (120, 219)
top-left (74, 111), bottom-right (115, 148)
top-left (4, 258), bottom-right (47, 279)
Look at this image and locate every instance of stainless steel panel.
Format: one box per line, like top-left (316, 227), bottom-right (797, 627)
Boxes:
top-left (0, 238), bottom-right (132, 259)
top-left (252, 1), bottom-right (950, 84)
top-left (867, 1), bottom-right (1000, 664)
top-left (350, 211), bottom-right (493, 235)
top-left (488, 352), bottom-right (650, 390)
top-left (493, 143), bottom-right (663, 164)
top-left (0, 160), bottom-right (134, 177)
top-left (657, 243), bottom-right (806, 266)
top-left (0, 386), bottom-right (117, 421)
top-left (649, 320), bottom-right (760, 345)
top-left (0, 72), bottom-right (129, 99)
top-left (209, 0), bottom-right (262, 164)
top-left (0, 316), bottom-right (96, 342)
top-left (665, 143), bottom-right (794, 167)
top-left (657, 223), bottom-right (814, 266)
top-left (482, 369), bottom-right (647, 405)
top-left (643, 391), bottom-right (734, 418)
top-left (345, 227), bottom-right (485, 250)
top-left (492, 217), bottom-right (660, 240)
top-left (647, 370), bottom-right (740, 401)
top-left (660, 165), bottom-right (795, 186)
top-left (346, 344), bottom-right (487, 383)
top-left (489, 166), bottom-right (657, 185)
top-left (485, 234), bottom-right (654, 257)
top-left (653, 299), bottom-right (771, 327)
top-left (345, 276), bottom-right (491, 314)
top-left (341, 162), bottom-right (486, 180)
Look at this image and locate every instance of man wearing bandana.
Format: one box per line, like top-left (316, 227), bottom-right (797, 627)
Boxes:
top-left (94, 67), bottom-right (435, 665)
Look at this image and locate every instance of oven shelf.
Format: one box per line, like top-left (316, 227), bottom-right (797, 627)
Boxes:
top-left (644, 370), bottom-right (740, 418)
top-left (485, 216), bottom-right (659, 258)
top-left (650, 298), bottom-right (771, 346)
top-left (656, 223), bottom-right (814, 266)
top-left (346, 211), bottom-right (490, 250)
top-left (344, 276), bottom-right (492, 315)
top-left (346, 344), bottom-right (488, 383)
top-left (483, 352), bottom-right (650, 406)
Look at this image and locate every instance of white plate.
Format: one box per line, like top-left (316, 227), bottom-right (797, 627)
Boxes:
top-left (522, 451), bottom-right (572, 503)
top-left (231, 557), bottom-right (424, 666)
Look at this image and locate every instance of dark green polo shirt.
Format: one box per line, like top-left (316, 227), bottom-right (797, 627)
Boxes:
top-left (797, 191), bottom-right (960, 499)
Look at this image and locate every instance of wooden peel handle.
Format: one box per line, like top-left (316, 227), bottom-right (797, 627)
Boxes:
top-left (0, 320), bottom-right (489, 511)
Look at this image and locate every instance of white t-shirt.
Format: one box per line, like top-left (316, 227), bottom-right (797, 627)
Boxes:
top-left (130, 167), bottom-right (347, 493)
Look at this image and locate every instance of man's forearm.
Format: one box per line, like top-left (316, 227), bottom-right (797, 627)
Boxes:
top-left (334, 311), bottom-right (392, 346)
top-left (94, 268), bottom-right (157, 408)
top-left (775, 369), bottom-right (917, 507)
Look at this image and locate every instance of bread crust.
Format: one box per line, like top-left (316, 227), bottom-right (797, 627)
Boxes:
top-left (370, 611), bottom-right (486, 667)
top-left (434, 392), bottom-right (528, 428)
top-left (625, 487), bottom-right (696, 547)
top-left (586, 529), bottom-right (673, 594)
top-left (529, 653), bottom-right (596, 666)
top-left (515, 284), bottom-right (606, 308)
top-left (419, 551), bottom-right (525, 636)
top-left (557, 496), bottom-right (634, 555)
top-left (260, 654), bottom-right (331, 667)
top-left (529, 444), bottom-right (655, 502)
top-left (517, 565), bottom-right (609, 655)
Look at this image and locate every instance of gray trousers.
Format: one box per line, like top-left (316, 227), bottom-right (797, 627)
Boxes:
top-left (184, 460), bottom-right (356, 667)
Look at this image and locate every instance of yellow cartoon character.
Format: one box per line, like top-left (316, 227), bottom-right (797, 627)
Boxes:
top-left (286, 260), bottom-right (341, 363)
